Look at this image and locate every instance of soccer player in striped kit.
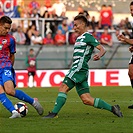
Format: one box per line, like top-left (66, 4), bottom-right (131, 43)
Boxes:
top-left (0, 16), bottom-right (44, 118)
top-left (44, 14), bottom-right (123, 118)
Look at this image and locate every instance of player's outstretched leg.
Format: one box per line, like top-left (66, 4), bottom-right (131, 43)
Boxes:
top-left (94, 98), bottom-right (123, 117)
top-left (14, 90), bottom-right (44, 115)
top-left (0, 93), bottom-right (21, 118)
top-left (112, 105), bottom-right (123, 117)
top-left (43, 92), bottom-right (67, 118)
top-left (32, 98), bottom-right (44, 115)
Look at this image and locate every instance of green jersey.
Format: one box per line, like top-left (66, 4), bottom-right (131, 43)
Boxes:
top-left (66, 32), bottom-right (100, 83)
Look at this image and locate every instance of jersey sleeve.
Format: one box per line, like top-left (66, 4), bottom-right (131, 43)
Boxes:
top-left (9, 37), bottom-right (16, 54)
top-left (85, 33), bottom-right (100, 47)
top-left (25, 56), bottom-right (29, 67)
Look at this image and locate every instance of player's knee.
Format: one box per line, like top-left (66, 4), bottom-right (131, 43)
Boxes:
top-left (82, 98), bottom-right (93, 106)
top-left (128, 72), bottom-right (133, 79)
top-left (5, 89), bottom-right (15, 96)
top-left (58, 83), bottom-right (69, 93)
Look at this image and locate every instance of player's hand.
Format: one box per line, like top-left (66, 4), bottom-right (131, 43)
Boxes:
top-left (93, 54), bottom-right (100, 61)
top-left (129, 46), bottom-right (133, 53)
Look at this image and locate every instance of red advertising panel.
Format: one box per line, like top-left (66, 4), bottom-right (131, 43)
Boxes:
top-left (16, 69), bottom-right (130, 88)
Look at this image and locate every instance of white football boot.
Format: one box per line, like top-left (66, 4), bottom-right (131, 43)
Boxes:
top-left (9, 110), bottom-right (21, 119)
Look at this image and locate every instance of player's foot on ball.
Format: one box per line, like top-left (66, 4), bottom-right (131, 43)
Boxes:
top-left (112, 105), bottom-right (123, 117)
top-left (43, 112), bottom-right (58, 119)
top-left (9, 111), bottom-right (21, 119)
top-left (32, 98), bottom-right (44, 115)
top-left (128, 104), bottom-right (133, 109)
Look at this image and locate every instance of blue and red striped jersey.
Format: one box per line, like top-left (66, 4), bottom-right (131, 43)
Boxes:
top-left (0, 34), bottom-right (16, 68)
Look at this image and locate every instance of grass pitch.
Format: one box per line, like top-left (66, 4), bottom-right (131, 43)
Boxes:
top-left (0, 86), bottom-right (132, 133)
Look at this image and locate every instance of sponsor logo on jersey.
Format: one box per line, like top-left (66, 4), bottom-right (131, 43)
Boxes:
top-left (2, 39), bottom-right (7, 45)
top-left (75, 42), bottom-right (86, 46)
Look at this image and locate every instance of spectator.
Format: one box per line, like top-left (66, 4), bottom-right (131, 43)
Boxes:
top-left (31, 30), bottom-right (43, 45)
top-left (42, 10), bottom-right (52, 18)
top-left (25, 48), bottom-right (36, 87)
top-left (90, 16), bottom-right (98, 30)
top-left (26, 24), bottom-right (37, 45)
top-left (99, 4), bottom-right (113, 29)
top-left (13, 26), bottom-right (26, 45)
top-left (10, 23), bottom-right (17, 35)
top-left (77, 5), bottom-right (84, 14)
top-left (69, 32), bottom-right (79, 45)
top-left (57, 18), bottom-right (72, 35)
top-left (45, 22), bottom-right (53, 35)
top-left (50, 14), bottom-right (59, 36)
top-left (28, 0), bottom-right (40, 13)
top-left (21, 4), bottom-right (31, 33)
top-left (118, 19), bottom-right (126, 29)
top-left (42, 11), bottom-right (53, 35)
top-left (43, 32), bottom-right (54, 45)
top-left (92, 30), bottom-right (101, 41)
top-left (78, 5), bottom-right (90, 27)
top-left (69, 20), bottom-right (74, 30)
top-left (107, 4), bottom-right (114, 27)
top-left (100, 26), bottom-right (113, 47)
top-left (31, 8), bottom-right (41, 31)
top-left (54, 29), bottom-right (66, 46)
top-left (125, 17), bottom-right (132, 29)
top-left (52, 0), bottom-right (66, 17)
top-left (40, 0), bottom-right (53, 17)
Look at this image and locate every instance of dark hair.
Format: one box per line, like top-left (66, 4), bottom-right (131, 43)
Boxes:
top-left (102, 4), bottom-right (106, 7)
top-left (30, 48), bottom-right (34, 51)
top-left (0, 16), bottom-right (12, 25)
top-left (130, 1), bottom-right (133, 6)
top-left (74, 14), bottom-right (88, 26)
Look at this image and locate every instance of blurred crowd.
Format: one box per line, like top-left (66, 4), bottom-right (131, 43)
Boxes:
top-left (1, 0), bottom-right (133, 47)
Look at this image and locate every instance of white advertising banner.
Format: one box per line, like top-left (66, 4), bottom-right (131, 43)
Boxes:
top-left (16, 69), bottom-right (130, 87)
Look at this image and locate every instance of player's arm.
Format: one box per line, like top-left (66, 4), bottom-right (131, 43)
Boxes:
top-left (93, 44), bottom-right (106, 61)
top-left (25, 56), bottom-right (30, 67)
top-left (9, 37), bottom-right (16, 66)
top-left (10, 53), bottom-right (15, 66)
top-left (117, 34), bottom-right (133, 45)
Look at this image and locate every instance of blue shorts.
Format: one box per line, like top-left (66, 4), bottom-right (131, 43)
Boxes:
top-left (0, 67), bottom-right (16, 87)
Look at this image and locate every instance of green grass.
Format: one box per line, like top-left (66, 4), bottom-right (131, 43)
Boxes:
top-left (0, 86), bottom-right (133, 133)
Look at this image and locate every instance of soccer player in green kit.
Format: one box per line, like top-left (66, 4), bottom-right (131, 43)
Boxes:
top-left (44, 14), bottom-right (123, 118)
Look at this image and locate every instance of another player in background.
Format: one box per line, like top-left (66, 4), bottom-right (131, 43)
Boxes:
top-left (25, 48), bottom-right (36, 87)
top-left (44, 14), bottom-right (123, 118)
top-left (117, 1), bottom-right (133, 109)
top-left (0, 16), bottom-right (44, 118)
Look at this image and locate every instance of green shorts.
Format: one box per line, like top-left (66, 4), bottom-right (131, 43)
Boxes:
top-left (63, 76), bottom-right (90, 96)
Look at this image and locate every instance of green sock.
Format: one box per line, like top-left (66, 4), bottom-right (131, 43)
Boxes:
top-left (52, 92), bottom-right (67, 114)
top-left (94, 98), bottom-right (112, 111)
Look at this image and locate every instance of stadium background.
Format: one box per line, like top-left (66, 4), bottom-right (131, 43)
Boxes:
top-left (1, 0), bottom-right (132, 87)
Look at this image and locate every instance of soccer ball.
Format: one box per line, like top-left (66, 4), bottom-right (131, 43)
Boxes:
top-left (14, 102), bottom-right (28, 117)
top-left (29, 60), bottom-right (35, 66)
